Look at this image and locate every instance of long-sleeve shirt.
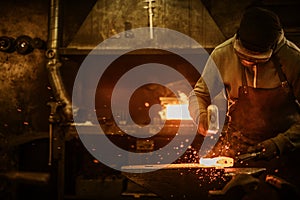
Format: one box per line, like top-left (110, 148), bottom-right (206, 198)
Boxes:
top-left (188, 34), bottom-right (300, 154)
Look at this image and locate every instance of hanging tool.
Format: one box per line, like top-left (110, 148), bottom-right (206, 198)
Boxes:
top-left (47, 101), bottom-right (62, 166)
top-left (144, 0), bottom-right (155, 39)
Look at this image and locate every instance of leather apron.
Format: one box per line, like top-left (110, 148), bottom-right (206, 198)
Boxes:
top-left (210, 56), bottom-right (300, 158)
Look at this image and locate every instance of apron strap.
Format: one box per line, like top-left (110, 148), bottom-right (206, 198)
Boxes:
top-left (241, 55), bottom-right (290, 90)
top-left (272, 55), bottom-right (290, 88)
top-left (240, 54), bottom-right (299, 107)
top-left (241, 66), bottom-right (248, 94)
top-left (272, 55), bottom-right (300, 110)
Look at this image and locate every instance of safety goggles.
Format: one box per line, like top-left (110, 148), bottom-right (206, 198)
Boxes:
top-left (233, 38), bottom-right (272, 64)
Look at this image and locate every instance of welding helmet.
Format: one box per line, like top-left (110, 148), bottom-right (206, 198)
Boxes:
top-left (233, 7), bottom-right (282, 63)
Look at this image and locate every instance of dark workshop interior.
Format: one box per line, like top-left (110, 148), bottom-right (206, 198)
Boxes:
top-left (0, 0), bottom-right (300, 200)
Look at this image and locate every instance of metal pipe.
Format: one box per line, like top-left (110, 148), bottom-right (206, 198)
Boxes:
top-left (46, 2), bottom-right (68, 199)
top-left (47, 0), bottom-right (60, 61)
top-left (46, 0), bottom-right (72, 121)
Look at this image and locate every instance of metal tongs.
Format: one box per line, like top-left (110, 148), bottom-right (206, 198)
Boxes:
top-left (236, 152), bottom-right (261, 162)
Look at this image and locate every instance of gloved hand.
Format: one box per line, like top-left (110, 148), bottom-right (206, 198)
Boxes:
top-left (197, 112), bottom-right (208, 136)
top-left (247, 139), bottom-right (279, 160)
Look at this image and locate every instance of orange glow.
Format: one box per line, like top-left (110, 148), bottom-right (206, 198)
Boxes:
top-left (165, 104), bottom-right (192, 120)
top-left (93, 159), bottom-right (100, 164)
top-left (199, 156), bottom-right (234, 168)
top-left (144, 102), bottom-right (150, 107)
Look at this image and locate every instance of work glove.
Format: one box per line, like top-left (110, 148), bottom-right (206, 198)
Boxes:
top-left (247, 139), bottom-right (279, 160)
top-left (197, 112), bottom-right (208, 136)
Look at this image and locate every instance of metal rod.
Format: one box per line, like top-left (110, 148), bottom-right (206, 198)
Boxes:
top-left (144, 0), bottom-right (155, 39)
top-left (149, 0), bottom-right (154, 39)
top-left (46, 1), bottom-right (67, 200)
top-left (48, 123), bottom-right (53, 166)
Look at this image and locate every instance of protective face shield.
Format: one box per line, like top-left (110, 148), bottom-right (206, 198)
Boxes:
top-left (234, 7), bottom-right (283, 67)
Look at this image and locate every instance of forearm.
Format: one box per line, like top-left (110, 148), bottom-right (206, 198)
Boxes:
top-left (188, 50), bottom-right (225, 124)
top-left (272, 120), bottom-right (300, 155)
top-left (188, 77), bottom-right (211, 124)
top-left (273, 78), bottom-right (300, 154)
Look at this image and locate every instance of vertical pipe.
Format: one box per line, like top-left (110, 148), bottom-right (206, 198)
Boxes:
top-left (46, 0), bottom-right (72, 122)
top-left (46, 1), bottom-right (67, 200)
top-left (47, 0), bottom-right (60, 61)
top-left (149, 0), bottom-right (153, 39)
